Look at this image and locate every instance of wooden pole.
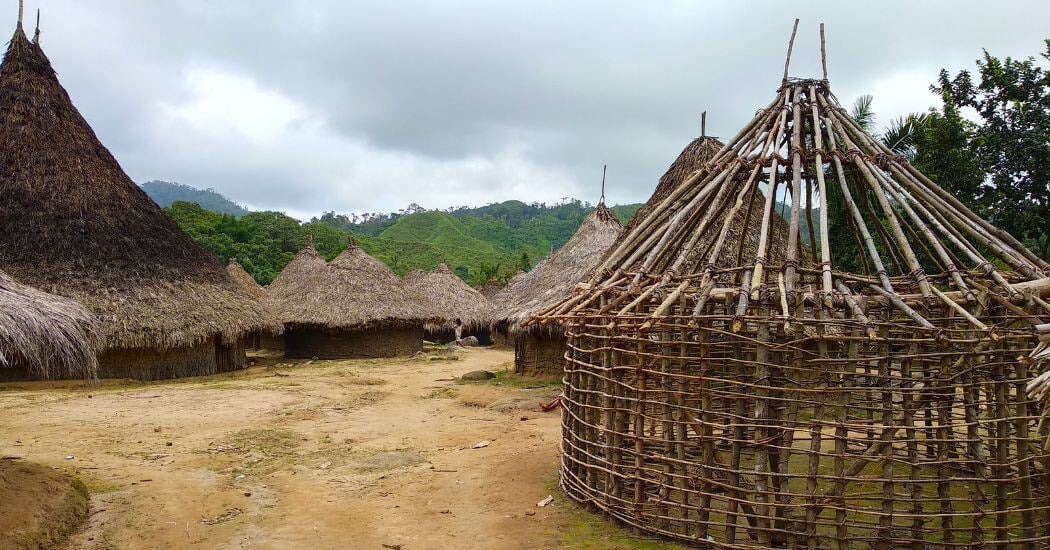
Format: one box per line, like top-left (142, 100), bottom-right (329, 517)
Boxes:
top-left (819, 23), bottom-right (827, 80)
top-left (783, 18), bottom-right (800, 83)
top-left (701, 111), bottom-right (706, 138)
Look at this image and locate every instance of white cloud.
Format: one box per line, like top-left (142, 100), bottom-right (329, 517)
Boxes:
top-left (145, 68), bottom-right (579, 218)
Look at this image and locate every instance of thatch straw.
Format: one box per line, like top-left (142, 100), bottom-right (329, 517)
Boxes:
top-left (0, 269), bottom-right (97, 379)
top-left (226, 259), bottom-right (265, 300)
top-left (266, 243), bottom-right (437, 330)
top-left (491, 203), bottom-right (623, 334)
top-left (0, 25), bottom-right (281, 352)
top-left (406, 264), bottom-right (493, 330)
top-left (477, 279), bottom-right (504, 299)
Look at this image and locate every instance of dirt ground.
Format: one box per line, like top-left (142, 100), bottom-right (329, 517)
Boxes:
top-left (0, 347), bottom-right (676, 550)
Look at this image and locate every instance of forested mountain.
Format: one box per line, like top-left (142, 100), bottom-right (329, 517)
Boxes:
top-left (142, 180), bottom-right (249, 217)
top-left (163, 197), bottom-right (643, 286)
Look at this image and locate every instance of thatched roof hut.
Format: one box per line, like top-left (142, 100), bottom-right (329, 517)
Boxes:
top-left (0, 23), bottom-right (279, 379)
top-left (491, 203), bottom-right (623, 374)
top-left (477, 279), bottom-right (504, 299)
top-left (0, 270), bottom-right (98, 380)
top-left (493, 203), bottom-right (622, 334)
top-left (266, 243), bottom-right (435, 358)
top-left (226, 259), bottom-right (265, 300)
top-left (535, 23), bottom-right (1050, 547)
top-left (407, 264), bottom-right (493, 331)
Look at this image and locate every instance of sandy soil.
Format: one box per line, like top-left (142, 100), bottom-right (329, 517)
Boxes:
top-left (0, 347), bottom-right (641, 550)
top-left (0, 460), bottom-right (89, 548)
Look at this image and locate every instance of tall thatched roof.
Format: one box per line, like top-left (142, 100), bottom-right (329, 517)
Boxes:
top-left (0, 270), bottom-right (97, 379)
top-left (492, 203), bottom-right (623, 333)
top-left (0, 25), bottom-right (280, 351)
top-left (226, 259), bottom-right (265, 300)
top-left (407, 264), bottom-right (493, 329)
top-left (266, 244), bottom-right (437, 329)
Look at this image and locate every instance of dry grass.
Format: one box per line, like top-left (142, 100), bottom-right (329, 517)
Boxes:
top-left (0, 269), bottom-right (98, 379)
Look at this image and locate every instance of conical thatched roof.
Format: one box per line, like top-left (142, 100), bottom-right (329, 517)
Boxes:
top-left (477, 279), bottom-right (504, 299)
top-left (266, 244), bottom-right (436, 329)
top-left (0, 25), bottom-right (280, 351)
top-left (493, 203), bottom-right (623, 333)
top-left (407, 264), bottom-right (493, 329)
top-left (226, 259), bottom-right (265, 300)
top-left (403, 269), bottom-right (426, 285)
top-left (0, 270), bottom-right (97, 379)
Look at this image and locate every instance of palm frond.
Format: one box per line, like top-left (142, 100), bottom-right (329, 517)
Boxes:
top-left (850, 94), bottom-right (876, 131)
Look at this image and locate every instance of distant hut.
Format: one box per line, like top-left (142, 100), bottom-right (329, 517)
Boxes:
top-left (0, 270), bottom-right (98, 381)
top-left (226, 259), bottom-right (275, 351)
top-left (401, 268), bottom-right (426, 285)
top-left (407, 264), bottom-right (493, 344)
top-left (0, 23), bottom-right (279, 380)
top-left (266, 243), bottom-right (435, 358)
top-left (477, 279), bottom-right (504, 300)
top-left (491, 203), bottom-right (623, 375)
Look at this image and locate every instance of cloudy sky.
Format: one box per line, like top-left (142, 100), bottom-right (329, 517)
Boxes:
top-left (9, 1), bottom-right (1048, 219)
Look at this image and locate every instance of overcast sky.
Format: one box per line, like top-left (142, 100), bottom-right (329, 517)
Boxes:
top-left (9, 1), bottom-right (1049, 219)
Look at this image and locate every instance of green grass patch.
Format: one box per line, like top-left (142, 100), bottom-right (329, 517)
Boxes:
top-left (543, 476), bottom-right (683, 550)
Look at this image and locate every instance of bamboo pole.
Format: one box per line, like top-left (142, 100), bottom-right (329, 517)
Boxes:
top-left (784, 85), bottom-right (805, 297)
top-left (782, 18), bottom-right (799, 83)
top-left (821, 110), bottom-right (894, 292)
top-left (825, 105), bottom-right (932, 295)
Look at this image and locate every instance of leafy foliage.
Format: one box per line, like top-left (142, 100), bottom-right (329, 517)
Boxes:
top-left (934, 40), bottom-right (1050, 258)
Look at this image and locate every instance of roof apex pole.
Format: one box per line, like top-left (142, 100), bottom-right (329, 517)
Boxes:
top-left (16, 0), bottom-right (23, 27)
top-left (701, 111), bottom-right (706, 138)
top-left (600, 164), bottom-right (607, 205)
top-left (820, 22), bottom-right (828, 81)
top-left (783, 18), bottom-right (799, 84)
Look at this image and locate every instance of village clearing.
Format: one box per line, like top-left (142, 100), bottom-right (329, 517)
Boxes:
top-left (0, 347), bottom-right (679, 550)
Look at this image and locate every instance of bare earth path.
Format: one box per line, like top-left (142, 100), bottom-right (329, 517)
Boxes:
top-left (0, 348), bottom-right (594, 549)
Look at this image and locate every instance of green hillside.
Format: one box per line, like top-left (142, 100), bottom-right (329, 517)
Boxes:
top-left (142, 180), bottom-right (249, 217)
top-left (164, 199), bottom-right (642, 286)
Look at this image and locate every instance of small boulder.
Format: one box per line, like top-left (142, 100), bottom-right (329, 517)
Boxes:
top-left (459, 370), bottom-right (496, 382)
top-left (460, 336), bottom-right (480, 347)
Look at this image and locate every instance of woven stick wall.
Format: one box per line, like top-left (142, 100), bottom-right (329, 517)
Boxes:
top-left (531, 22), bottom-right (1050, 548)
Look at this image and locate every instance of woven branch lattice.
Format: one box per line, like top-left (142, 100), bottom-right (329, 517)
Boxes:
top-left (531, 26), bottom-right (1050, 548)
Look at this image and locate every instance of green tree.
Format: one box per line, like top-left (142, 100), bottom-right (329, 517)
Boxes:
top-left (934, 40), bottom-right (1050, 258)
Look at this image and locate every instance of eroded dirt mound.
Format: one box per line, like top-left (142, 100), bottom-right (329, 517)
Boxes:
top-left (0, 459), bottom-right (89, 549)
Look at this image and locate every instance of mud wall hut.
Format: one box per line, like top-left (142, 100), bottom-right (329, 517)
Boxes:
top-left (0, 270), bottom-right (98, 381)
top-left (490, 203), bottom-right (623, 376)
top-left (266, 243), bottom-right (436, 359)
top-left (0, 24), bottom-right (279, 380)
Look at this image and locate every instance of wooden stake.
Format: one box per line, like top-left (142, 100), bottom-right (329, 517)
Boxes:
top-left (819, 23), bottom-right (828, 80)
top-left (783, 18), bottom-right (800, 83)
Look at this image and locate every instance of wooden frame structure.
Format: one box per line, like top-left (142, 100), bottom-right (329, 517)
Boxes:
top-left (531, 21), bottom-right (1050, 548)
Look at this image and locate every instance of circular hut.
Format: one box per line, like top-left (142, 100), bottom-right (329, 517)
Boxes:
top-left (491, 203), bottom-right (623, 376)
top-left (266, 243), bottom-right (435, 359)
top-left (406, 264), bottom-right (494, 344)
top-left (534, 29), bottom-right (1050, 548)
top-left (0, 24), bottom-right (279, 380)
top-left (226, 259), bottom-right (278, 351)
top-left (0, 270), bottom-right (98, 381)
